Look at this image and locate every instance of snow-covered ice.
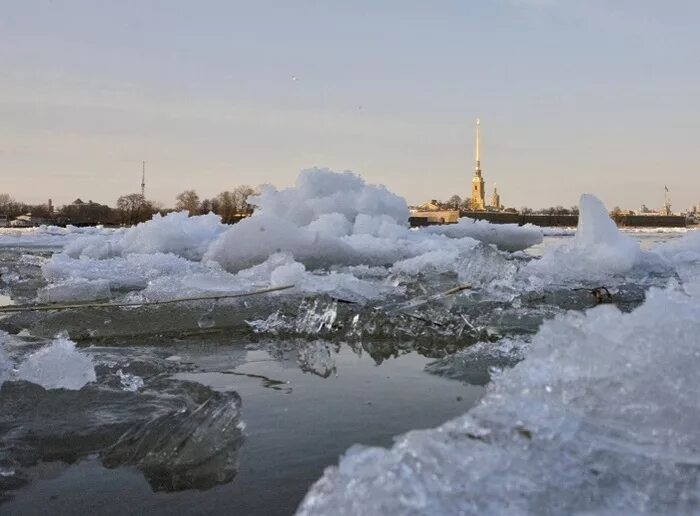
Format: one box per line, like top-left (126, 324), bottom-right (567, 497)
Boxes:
top-left (29, 168), bottom-right (545, 304)
top-left (425, 217), bottom-right (543, 252)
top-left (0, 225), bottom-right (116, 249)
top-left (524, 194), bottom-right (643, 283)
top-left (297, 280), bottom-right (700, 515)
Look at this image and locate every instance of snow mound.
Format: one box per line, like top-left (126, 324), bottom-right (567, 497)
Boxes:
top-left (34, 169), bottom-right (544, 302)
top-left (525, 194), bottom-right (641, 283)
top-left (298, 281), bottom-right (700, 515)
top-left (425, 218), bottom-right (543, 252)
top-left (204, 168), bottom-right (412, 271)
top-left (249, 168), bottom-right (409, 228)
top-left (65, 211), bottom-right (227, 261)
top-left (204, 212), bottom-right (359, 272)
top-left (16, 335), bottom-right (96, 390)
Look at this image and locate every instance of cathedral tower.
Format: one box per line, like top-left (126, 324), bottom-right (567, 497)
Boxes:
top-left (470, 118), bottom-right (485, 210)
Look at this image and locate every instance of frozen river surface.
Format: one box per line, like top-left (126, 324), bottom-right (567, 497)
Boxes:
top-left (1, 171), bottom-right (699, 515)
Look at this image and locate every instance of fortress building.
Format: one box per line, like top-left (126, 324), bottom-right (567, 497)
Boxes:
top-left (470, 118), bottom-right (486, 210)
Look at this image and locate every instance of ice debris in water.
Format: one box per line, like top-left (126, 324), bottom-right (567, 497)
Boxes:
top-left (297, 281), bottom-right (700, 515)
top-left (425, 338), bottom-right (530, 386)
top-left (102, 389), bottom-right (244, 491)
top-left (116, 369), bottom-right (145, 392)
top-left (297, 341), bottom-right (338, 378)
top-left (30, 168), bottom-right (545, 303)
top-left (37, 278), bottom-right (112, 303)
top-left (16, 335), bottom-right (96, 390)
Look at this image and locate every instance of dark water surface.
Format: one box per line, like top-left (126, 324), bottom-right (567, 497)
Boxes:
top-left (2, 342), bottom-right (482, 515)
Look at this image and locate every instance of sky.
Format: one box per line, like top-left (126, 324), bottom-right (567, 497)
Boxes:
top-left (1, 0), bottom-right (698, 211)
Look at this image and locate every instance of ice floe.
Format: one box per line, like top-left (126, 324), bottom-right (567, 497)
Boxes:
top-left (298, 280), bottom-right (700, 515)
top-left (425, 217), bottom-right (543, 252)
top-left (28, 168), bottom-right (543, 303)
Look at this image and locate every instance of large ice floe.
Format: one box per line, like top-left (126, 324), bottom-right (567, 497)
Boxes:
top-left (26, 168), bottom-right (543, 305)
top-left (297, 278), bottom-right (700, 515)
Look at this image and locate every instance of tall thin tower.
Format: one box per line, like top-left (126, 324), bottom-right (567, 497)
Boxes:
top-left (470, 118), bottom-right (486, 210)
top-left (141, 161), bottom-right (146, 198)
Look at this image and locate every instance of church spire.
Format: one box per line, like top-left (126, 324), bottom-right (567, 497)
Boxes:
top-left (475, 118), bottom-right (481, 173)
top-left (470, 117), bottom-right (486, 210)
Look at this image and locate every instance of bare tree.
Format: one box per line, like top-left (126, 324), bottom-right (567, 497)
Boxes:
top-left (175, 190), bottom-right (200, 215)
top-left (461, 198), bottom-right (475, 211)
top-left (231, 185), bottom-right (257, 213)
top-left (200, 198), bottom-right (212, 214)
top-left (0, 193), bottom-right (12, 214)
top-left (217, 191), bottom-right (235, 223)
top-left (117, 194), bottom-right (155, 225)
top-left (446, 195), bottom-right (462, 209)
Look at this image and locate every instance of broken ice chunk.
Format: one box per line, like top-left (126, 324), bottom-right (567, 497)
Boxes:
top-left (16, 336), bottom-right (96, 390)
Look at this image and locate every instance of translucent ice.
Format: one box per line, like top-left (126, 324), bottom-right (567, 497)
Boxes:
top-left (297, 341), bottom-right (338, 378)
top-left (116, 369), bottom-right (145, 392)
top-left (102, 389), bottom-right (244, 491)
top-left (37, 278), bottom-right (112, 303)
top-left (298, 282), bottom-right (700, 515)
top-left (16, 336), bottom-right (96, 390)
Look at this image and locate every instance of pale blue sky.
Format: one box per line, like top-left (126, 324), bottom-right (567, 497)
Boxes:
top-left (1, 0), bottom-right (698, 210)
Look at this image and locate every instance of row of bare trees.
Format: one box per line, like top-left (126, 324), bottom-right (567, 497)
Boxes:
top-left (174, 185), bottom-right (257, 223)
top-left (1, 185), bottom-right (258, 227)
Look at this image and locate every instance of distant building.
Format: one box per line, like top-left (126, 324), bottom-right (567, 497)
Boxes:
top-left (490, 184), bottom-right (501, 211)
top-left (470, 119), bottom-right (485, 210)
top-left (409, 199), bottom-right (459, 224)
top-left (10, 213), bottom-right (46, 228)
top-left (661, 185), bottom-right (673, 216)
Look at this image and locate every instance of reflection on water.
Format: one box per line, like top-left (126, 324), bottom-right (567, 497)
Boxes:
top-left (2, 339), bottom-right (483, 516)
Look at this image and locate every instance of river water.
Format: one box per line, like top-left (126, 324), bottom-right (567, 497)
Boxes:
top-left (0, 231), bottom-right (688, 515)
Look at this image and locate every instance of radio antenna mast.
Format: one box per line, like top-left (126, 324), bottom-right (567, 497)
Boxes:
top-left (141, 161), bottom-right (146, 197)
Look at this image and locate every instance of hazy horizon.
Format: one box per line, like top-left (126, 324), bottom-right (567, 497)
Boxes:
top-left (2, 0), bottom-right (698, 211)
